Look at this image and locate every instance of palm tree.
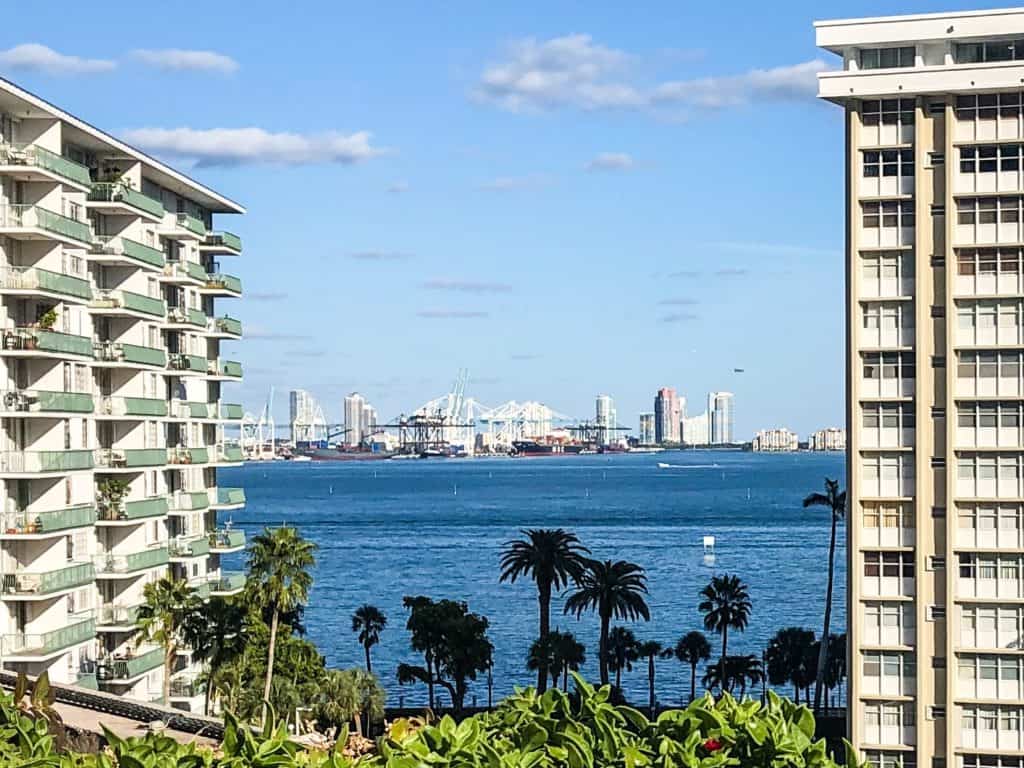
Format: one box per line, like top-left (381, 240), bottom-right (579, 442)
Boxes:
top-left (666, 630), bottom-right (711, 703)
top-left (564, 559), bottom-right (650, 685)
top-left (606, 626), bottom-right (639, 690)
top-left (135, 577), bottom-right (200, 705)
top-left (703, 655), bottom-right (764, 698)
top-left (698, 574), bottom-right (752, 693)
top-left (766, 627), bottom-right (817, 703)
top-left (549, 630), bottom-right (586, 692)
top-left (803, 478), bottom-right (846, 712)
top-left (351, 604), bottom-right (387, 674)
top-left (526, 635), bottom-right (560, 690)
top-left (823, 632), bottom-right (847, 713)
top-left (499, 529), bottom-right (590, 692)
top-left (182, 596), bottom-right (247, 715)
top-left (248, 526), bottom-right (317, 707)
top-left (636, 640), bottom-right (664, 716)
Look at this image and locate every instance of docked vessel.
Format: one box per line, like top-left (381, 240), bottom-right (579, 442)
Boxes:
top-left (511, 440), bottom-right (586, 457)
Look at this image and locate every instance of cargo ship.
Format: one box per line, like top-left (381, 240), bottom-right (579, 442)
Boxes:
top-left (295, 446), bottom-right (395, 461)
top-left (512, 440), bottom-right (586, 457)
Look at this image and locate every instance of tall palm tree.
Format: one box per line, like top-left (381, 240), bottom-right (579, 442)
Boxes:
top-left (549, 630), bottom-right (586, 692)
top-left (606, 626), bottom-right (639, 690)
top-left (564, 559), bottom-right (650, 685)
top-left (499, 529), bottom-right (590, 692)
top-left (351, 604), bottom-right (387, 674)
top-left (135, 577), bottom-right (200, 705)
top-left (526, 634), bottom-right (560, 689)
top-left (823, 632), bottom-right (847, 713)
top-left (765, 626), bottom-right (817, 703)
top-left (248, 526), bottom-right (317, 707)
top-left (636, 640), bottom-right (664, 716)
top-left (803, 478), bottom-right (846, 712)
top-left (666, 630), bottom-right (711, 703)
top-left (182, 596), bottom-right (247, 715)
top-left (698, 574), bottom-right (752, 693)
top-left (703, 655), bottom-right (764, 698)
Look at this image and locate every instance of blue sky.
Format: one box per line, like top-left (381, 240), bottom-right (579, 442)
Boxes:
top-left (0, 1), bottom-right (996, 437)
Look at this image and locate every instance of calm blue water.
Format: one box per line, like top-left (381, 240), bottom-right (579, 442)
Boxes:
top-left (219, 450), bottom-right (846, 707)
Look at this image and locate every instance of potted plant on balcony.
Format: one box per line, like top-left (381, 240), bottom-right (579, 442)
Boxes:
top-left (37, 309), bottom-right (57, 332)
top-left (97, 478), bottom-right (129, 520)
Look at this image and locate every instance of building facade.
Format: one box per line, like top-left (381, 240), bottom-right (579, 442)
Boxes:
top-left (683, 410), bottom-right (710, 446)
top-left (0, 78), bottom-right (246, 712)
top-left (817, 9), bottom-right (1024, 768)
top-left (751, 428), bottom-right (799, 452)
top-left (654, 387), bottom-right (681, 443)
top-left (289, 389), bottom-right (326, 444)
top-left (809, 427), bottom-right (848, 452)
top-left (638, 412), bottom-right (655, 445)
top-left (343, 392), bottom-right (366, 447)
top-left (595, 394), bottom-right (616, 446)
top-left (708, 391), bottom-right (734, 445)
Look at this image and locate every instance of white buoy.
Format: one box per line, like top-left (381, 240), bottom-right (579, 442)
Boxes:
top-left (329, 485), bottom-right (333, 495)
top-left (703, 535), bottom-right (716, 565)
top-left (454, 484), bottom-right (458, 496)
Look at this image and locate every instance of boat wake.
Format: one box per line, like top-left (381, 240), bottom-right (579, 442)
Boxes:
top-left (657, 462), bottom-right (720, 469)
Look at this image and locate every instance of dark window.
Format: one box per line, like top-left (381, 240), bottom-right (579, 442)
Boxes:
top-left (933, 356), bottom-right (946, 367)
top-left (861, 46), bottom-right (916, 69)
top-left (931, 506), bottom-right (946, 518)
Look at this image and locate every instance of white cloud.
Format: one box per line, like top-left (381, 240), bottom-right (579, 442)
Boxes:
top-left (121, 127), bottom-right (387, 168)
top-left (130, 48), bottom-right (239, 74)
top-left (422, 279), bottom-right (512, 294)
top-left (0, 44), bottom-right (115, 75)
top-left (474, 34), bottom-right (824, 116)
top-left (585, 152), bottom-right (634, 172)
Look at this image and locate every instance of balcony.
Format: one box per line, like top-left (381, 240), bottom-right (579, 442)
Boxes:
top-left (94, 448), bottom-right (167, 469)
top-left (2, 562), bottom-right (95, 596)
top-left (96, 603), bottom-right (140, 629)
top-left (0, 613), bottom-right (96, 658)
top-left (93, 341), bottom-right (166, 368)
top-left (97, 646), bottom-right (163, 682)
top-left (168, 446), bottom-right (209, 465)
top-left (169, 400), bottom-right (208, 419)
top-left (0, 266), bottom-right (93, 301)
top-left (94, 545), bottom-right (169, 576)
top-left (0, 143), bottom-right (91, 188)
top-left (209, 359), bottom-right (242, 379)
top-left (212, 487), bottom-right (245, 508)
top-left (169, 536), bottom-right (211, 559)
top-left (90, 236), bottom-right (165, 270)
top-left (165, 306), bottom-right (206, 328)
top-left (167, 353), bottom-right (207, 375)
top-left (87, 182), bottom-right (164, 220)
top-left (98, 396), bottom-right (167, 418)
top-left (98, 495), bottom-right (168, 523)
top-left (0, 389), bottom-right (94, 414)
top-left (175, 213), bottom-right (206, 238)
top-left (218, 403), bottom-right (243, 420)
top-left (0, 505), bottom-right (95, 536)
top-left (0, 450), bottom-right (93, 474)
top-left (208, 316), bottom-right (242, 338)
top-left (168, 491), bottom-right (209, 514)
top-left (2, 328), bottom-right (93, 358)
top-left (203, 272), bottom-right (242, 295)
top-left (201, 231), bottom-right (242, 254)
top-left (90, 289), bottom-right (166, 318)
top-left (218, 445), bottom-right (244, 464)
top-left (169, 678), bottom-right (206, 698)
top-left (208, 529), bottom-right (245, 553)
top-left (0, 204), bottom-right (93, 245)
top-left (209, 571), bottom-right (245, 596)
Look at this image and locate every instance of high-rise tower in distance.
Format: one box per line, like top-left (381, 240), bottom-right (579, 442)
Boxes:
top-left (654, 387), bottom-right (681, 443)
top-left (708, 391), bottom-right (734, 445)
top-left (817, 9), bottom-right (1024, 768)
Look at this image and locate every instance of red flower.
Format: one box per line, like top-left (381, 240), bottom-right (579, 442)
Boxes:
top-left (703, 738), bottom-right (723, 752)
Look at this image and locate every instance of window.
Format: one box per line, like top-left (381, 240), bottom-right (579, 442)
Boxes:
top-left (864, 551), bottom-right (914, 578)
top-left (927, 605), bottom-right (946, 621)
top-left (862, 99), bottom-right (915, 127)
top-left (955, 41), bottom-right (1024, 63)
top-left (928, 555), bottom-right (946, 570)
top-left (864, 149), bottom-right (914, 178)
top-left (864, 200), bottom-right (915, 229)
top-left (928, 152), bottom-right (944, 168)
top-left (860, 47), bottom-right (915, 69)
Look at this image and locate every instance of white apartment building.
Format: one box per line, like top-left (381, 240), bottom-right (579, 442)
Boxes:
top-left (708, 391), bottom-right (734, 445)
top-left (810, 427), bottom-right (848, 452)
top-left (595, 394), bottom-right (617, 446)
top-left (638, 412), bottom-right (655, 445)
top-left (0, 77), bottom-right (246, 712)
top-left (751, 427), bottom-right (799, 452)
top-left (817, 8), bottom-right (1024, 768)
top-left (683, 410), bottom-right (710, 446)
top-left (289, 389), bottom-right (325, 444)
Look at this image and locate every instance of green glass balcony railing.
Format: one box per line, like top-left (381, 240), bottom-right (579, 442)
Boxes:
top-left (175, 447), bottom-right (209, 465)
top-left (176, 212), bottom-right (206, 237)
top-left (219, 446), bottom-right (244, 463)
top-left (215, 487), bottom-right (246, 506)
top-left (13, 329), bottom-right (93, 357)
top-left (211, 360), bottom-right (242, 378)
top-left (95, 448), bottom-right (166, 468)
top-left (1, 144), bottom-right (92, 186)
top-left (122, 291), bottom-right (165, 317)
top-left (203, 231), bottom-right (242, 252)
top-left (209, 529), bottom-right (245, 550)
top-left (33, 391), bottom-right (94, 413)
top-left (74, 673), bottom-right (98, 690)
top-left (96, 603), bottom-right (140, 627)
top-left (120, 397), bottom-right (167, 417)
top-left (104, 496), bottom-right (168, 521)
top-left (120, 238), bottom-right (164, 268)
top-left (0, 204), bottom-right (93, 244)
top-left (187, 401), bottom-right (207, 419)
top-left (220, 403), bottom-right (243, 420)
top-left (88, 183), bottom-right (164, 219)
top-left (99, 646), bottom-right (163, 680)
top-left (170, 536), bottom-right (210, 558)
top-left (185, 260), bottom-right (208, 282)
top-left (187, 308), bottom-right (207, 327)
top-left (205, 273), bottom-right (242, 293)
top-left (121, 343), bottom-right (166, 367)
top-left (212, 316), bottom-right (242, 336)
top-left (168, 353), bottom-right (206, 373)
top-left (168, 491), bottom-right (209, 512)
top-left (1, 613), bottom-right (95, 656)
top-left (94, 546), bottom-right (169, 575)
top-left (0, 267), bottom-right (92, 300)
top-left (2, 562), bottom-right (95, 595)
top-left (193, 580), bottom-right (212, 600)
top-left (169, 678), bottom-right (206, 698)
top-left (0, 450), bottom-right (93, 474)
top-left (0, 505), bottom-right (95, 535)
top-left (210, 572), bottom-right (246, 595)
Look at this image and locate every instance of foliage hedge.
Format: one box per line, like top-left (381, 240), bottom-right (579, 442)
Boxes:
top-left (1, 674), bottom-right (856, 768)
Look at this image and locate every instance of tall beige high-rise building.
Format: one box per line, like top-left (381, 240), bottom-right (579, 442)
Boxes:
top-left (817, 9), bottom-right (1024, 768)
top-left (0, 77), bottom-right (246, 712)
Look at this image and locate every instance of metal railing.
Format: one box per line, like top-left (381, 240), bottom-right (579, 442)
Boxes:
top-left (97, 646), bottom-right (163, 681)
top-left (208, 529), bottom-right (245, 550)
top-left (91, 289), bottom-right (165, 317)
top-left (167, 353), bottom-right (206, 373)
top-left (204, 272), bottom-right (242, 293)
top-left (209, 572), bottom-right (245, 595)
top-left (3, 328), bottom-right (93, 356)
top-left (209, 316), bottom-right (242, 336)
top-left (0, 389), bottom-right (93, 414)
top-left (175, 212), bottom-right (206, 237)
top-left (0, 505), bottom-right (95, 534)
top-left (0, 143), bottom-right (92, 186)
top-left (169, 536), bottom-right (210, 558)
top-left (88, 182), bottom-right (164, 219)
top-left (0, 265), bottom-right (92, 300)
top-left (93, 546), bottom-right (169, 574)
top-left (0, 612), bottom-right (95, 656)
top-left (0, 450), bottom-right (94, 473)
top-left (91, 236), bottom-right (165, 268)
top-left (203, 231), bottom-right (242, 251)
top-left (0, 204), bottom-right (93, 244)
top-left (2, 562), bottom-right (95, 595)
